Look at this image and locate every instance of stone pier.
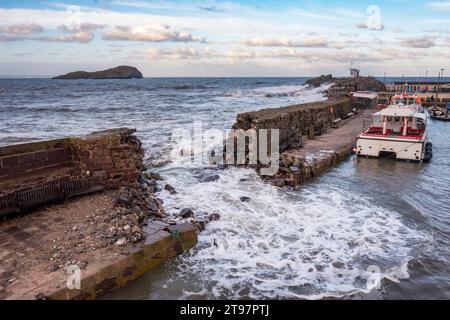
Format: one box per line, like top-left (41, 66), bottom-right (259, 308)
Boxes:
top-left (231, 99), bottom-right (376, 186)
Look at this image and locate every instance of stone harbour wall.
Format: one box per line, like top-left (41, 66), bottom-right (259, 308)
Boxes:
top-left (230, 98), bottom-right (369, 187)
top-left (0, 128), bottom-right (143, 194)
top-left (71, 128), bottom-right (144, 189)
top-left (271, 147), bottom-right (353, 187)
top-left (232, 98), bottom-right (351, 152)
top-left (0, 128), bottom-right (145, 218)
top-left (0, 139), bottom-right (74, 191)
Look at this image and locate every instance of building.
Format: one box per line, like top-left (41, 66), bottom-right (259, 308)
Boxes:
top-left (350, 68), bottom-right (360, 78)
top-left (351, 91), bottom-right (378, 109)
top-left (392, 81), bottom-right (450, 93)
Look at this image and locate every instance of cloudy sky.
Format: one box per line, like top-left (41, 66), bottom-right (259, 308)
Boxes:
top-left (0, 0), bottom-right (449, 77)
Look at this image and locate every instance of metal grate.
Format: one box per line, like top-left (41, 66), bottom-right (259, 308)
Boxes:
top-left (0, 174), bottom-right (105, 218)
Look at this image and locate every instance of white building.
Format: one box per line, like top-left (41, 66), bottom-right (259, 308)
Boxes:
top-left (350, 68), bottom-right (360, 78)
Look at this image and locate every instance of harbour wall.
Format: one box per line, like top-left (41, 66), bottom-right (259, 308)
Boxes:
top-left (232, 98), bottom-right (351, 152)
top-left (231, 98), bottom-right (368, 187)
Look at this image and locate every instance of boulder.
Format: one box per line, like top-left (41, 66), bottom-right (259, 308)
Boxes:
top-left (208, 213), bottom-right (221, 221)
top-left (164, 184), bottom-right (177, 194)
top-left (191, 220), bottom-right (206, 231)
top-left (114, 238), bottom-right (127, 246)
top-left (180, 208), bottom-right (194, 219)
top-left (198, 174), bottom-right (220, 183)
top-left (240, 196), bottom-right (251, 202)
top-left (145, 172), bottom-right (163, 181)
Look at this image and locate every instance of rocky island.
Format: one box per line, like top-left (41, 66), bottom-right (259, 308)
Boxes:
top-left (53, 66), bottom-right (143, 80)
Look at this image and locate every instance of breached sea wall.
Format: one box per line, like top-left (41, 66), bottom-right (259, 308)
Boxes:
top-left (0, 128), bottom-right (198, 300)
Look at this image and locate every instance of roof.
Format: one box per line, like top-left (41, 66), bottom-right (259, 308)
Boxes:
top-left (394, 81), bottom-right (450, 85)
top-left (380, 107), bottom-right (416, 117)
top-left (352, 92), bottom-right (378, 99)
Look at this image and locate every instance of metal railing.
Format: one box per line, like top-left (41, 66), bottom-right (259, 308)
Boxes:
top-left (0, 174), bottom-right (105, 218)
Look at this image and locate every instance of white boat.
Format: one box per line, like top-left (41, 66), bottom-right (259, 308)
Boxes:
top-left (355, 93), bottom-right (432, 162)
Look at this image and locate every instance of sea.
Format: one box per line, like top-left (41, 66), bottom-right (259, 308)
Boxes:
top-left (0, 77), bottom-right (449, 299)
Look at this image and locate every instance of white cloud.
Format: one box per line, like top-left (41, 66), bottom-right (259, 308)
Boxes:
top-left (399, 36), bottom-right (435, 48)
top-left (356, 23), bottom-right (385, 31)
top-left (0, 23), bottom-right (43, 35)
top-left (139, 47), bottom-right (218, 60)
top-left (226, 47), bottom-right (256, 59)
top-left (102, 25), bottom-right (204, 42)
top-left (58, 23), bottom-right (106, 33)
top-left (34, 31), bottom-right (95, 43)
top-left (138, 46), bottom-right (258, 61)
top-left (243, 38), bottom-right (329, 48)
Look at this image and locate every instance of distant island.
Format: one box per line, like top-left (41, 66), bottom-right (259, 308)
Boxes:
top-left (53, 66), bottom-right (143, 80)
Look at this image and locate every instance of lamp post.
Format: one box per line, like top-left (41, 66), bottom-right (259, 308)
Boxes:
top-left (440, 69), bottom-right (445, 108)
top-left (436, 69), bottom-right (444, 107)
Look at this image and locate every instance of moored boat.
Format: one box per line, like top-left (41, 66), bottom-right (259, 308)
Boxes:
top-left (429, 103), bottom-right (450, 121)
top-left (355, 93), bottom-right (432, 161)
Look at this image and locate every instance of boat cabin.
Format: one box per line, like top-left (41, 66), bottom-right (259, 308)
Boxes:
top-left (391, 95), bottom-right (421, 106)
top-left (363, 107), bottom-right (426, 140)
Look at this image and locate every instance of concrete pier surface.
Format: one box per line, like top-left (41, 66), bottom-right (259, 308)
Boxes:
top-left (273, 108), bottom-right (375, 186)
top-left (0, 190), bottom-right (197, 300)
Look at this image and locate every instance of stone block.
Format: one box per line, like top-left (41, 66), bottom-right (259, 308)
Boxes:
top-left (1, 155), bottom-right (18, 168)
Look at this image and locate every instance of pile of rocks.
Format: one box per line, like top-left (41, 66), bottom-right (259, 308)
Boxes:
top-left (305, 74), bottom-right (333, 88)
top-left (305, 74), bottom-right (386, 98)
top-left (175, 207), bottom-right (221, 232)
top-left (110, 185), bottom-right (164, 246)
top-left (43, 171), bottom-right (168, 270)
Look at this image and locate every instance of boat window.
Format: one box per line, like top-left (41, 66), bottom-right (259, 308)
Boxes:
top-left (394, 117), bottom-right (400, 122)
top-left (417, 118), bottom-right (425, 130)
top-left (386, 116), bottom-right (392, 121)
top-left (372, 114), bottom-right (382, 125)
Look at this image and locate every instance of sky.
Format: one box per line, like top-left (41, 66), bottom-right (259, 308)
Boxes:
top-left (0, 0), bottom-right (449, 77)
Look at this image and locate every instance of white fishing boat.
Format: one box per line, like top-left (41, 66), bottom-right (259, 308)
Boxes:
top-left (355, 93), bottom-right (432, 162)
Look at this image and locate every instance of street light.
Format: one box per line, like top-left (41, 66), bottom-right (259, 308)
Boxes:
top-left (436, 69), bottom-right (445, 106)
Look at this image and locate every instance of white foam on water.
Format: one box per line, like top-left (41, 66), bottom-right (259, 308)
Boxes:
top-left (152, 82), bottom-right (431, 299)
top-left (150, 83), bottom-right (331, 169)
top-left (157, 167), bottom-right (431, 299)
top-left (224, 83), bottom-right (331, 101)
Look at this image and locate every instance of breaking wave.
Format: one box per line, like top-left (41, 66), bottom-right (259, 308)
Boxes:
top-left (224, 83), bottom-right (331, 100)
top-left (157, 167), bottom-right (431, 299)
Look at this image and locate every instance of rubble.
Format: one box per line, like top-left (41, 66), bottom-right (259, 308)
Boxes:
top-left (180, 208), bottom-right (194, 219)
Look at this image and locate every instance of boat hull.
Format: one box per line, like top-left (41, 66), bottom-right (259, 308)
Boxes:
top-left (356, 136), bottom-right (427, 161)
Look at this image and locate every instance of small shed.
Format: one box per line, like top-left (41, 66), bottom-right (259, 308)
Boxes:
top-left (351, 91), bottom-right (378, 109)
